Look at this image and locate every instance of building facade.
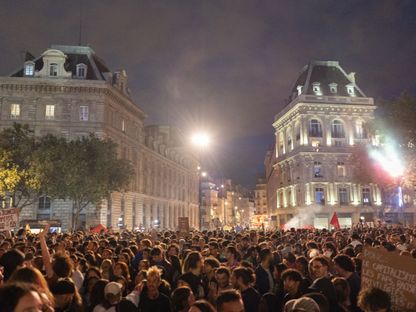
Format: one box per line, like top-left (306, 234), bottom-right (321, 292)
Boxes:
top-left (0, 45), bottom-right (199, 231)
top-left (266, 61), bottom-right (385, 229)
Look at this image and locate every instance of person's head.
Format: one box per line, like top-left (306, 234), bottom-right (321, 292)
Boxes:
top-left (52, 254), bottom-right (73, 278)
top-left (259, 248), bottom-right (273, 266)
top-left (51, 278), bottom-right (79, 309)
top-left (225, 246), bottom-right (238, 262)
top-left (0, 283), bottom-right (45, 312)
top-left (101, 248), bottom-right (113, 260)
top-left (294, 256), bottom-right (308, 275)
top-left (216, 289), bottom-right (244, 312)
top-left (171, 286), bottom-right (195, 312)
top-left (215, 267), bottom-right (231, 288)
top-left (100, 259), bottom-right (113, 273)
top-left (168, 244), bottom-right (179, 257)
top-left (114, 261), bottom-right (130, 280)
top-left (204, 258), bottom-right (220, 275)
top-left (183, 251), bottom-right (203, 274)
top-left (150, 246), bottom-right (164, 263)
top-left (281, 269), bottom-right (302, 295)
top-left (190, 300), bottom-right (217, 312)
top-left (332, 277), bottom-right (350, 306)
top-left (139, 259), bottom-right (150, 271)
top-left (147, 266), bottom-right (162, 297)
top-left (358, 287), bottom-right (391, 312)
top-left (0, 249), bottom-right (25, 281)
top-left (104, 281), bottom-right (122, 305)
top-left (333, 254), bottom-right (355, 277)
top-left (284, 297), bottom-right (320, 312)
top-left (90, 279), bottom-right (108, 309)
top-left (309, 256), bottom-right (330, 280)
top-left (208, 242), bottom-right (219, 257)
top-left (231, 267), bottom-right (254, 289)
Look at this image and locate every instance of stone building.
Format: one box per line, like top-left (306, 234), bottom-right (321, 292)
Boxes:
top-left (266, 61), bottom-right (385, 229)
top-left (0, 45), bottom-right (199, 231)
top-left (254, 177), bottom-right (267, 215)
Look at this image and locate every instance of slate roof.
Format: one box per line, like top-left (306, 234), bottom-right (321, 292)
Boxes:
top-left (289, 61), bottom-right (366, 101)
top-left (10, 45), bottom-right (111, 80)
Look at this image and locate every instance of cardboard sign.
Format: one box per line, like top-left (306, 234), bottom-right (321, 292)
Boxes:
top-left (362, 247), bottom-right (416, 312)
top-left (0, 207), bottom-right (19, 231)
top-left (178, 217), bottom-right (189, 233)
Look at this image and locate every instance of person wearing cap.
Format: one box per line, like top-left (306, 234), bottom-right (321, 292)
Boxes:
top-left (93, 281), bottom-right (136, 312)
top-left (51, 278), bottom-right (83, 312)
top-left (284, 297), bottom-right (320, 312)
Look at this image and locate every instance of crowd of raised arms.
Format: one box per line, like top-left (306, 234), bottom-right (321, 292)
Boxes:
top-left (0, 224), bottom-right (415, 312)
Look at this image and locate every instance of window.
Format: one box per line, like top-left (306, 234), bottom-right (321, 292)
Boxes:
top-left (24, 62), bottom-right (35, 76)
top-left (312, 82), bottom-right (322, 95)
top-left (76, 63), bottom-right (87, 79)
top-left (331, 120), bottom-right (345, 138)
top-left (309, 119), bottom-right (323, 137)
top-left (287, 136), bottom-right (292, 149)
top-left (45, 105), bottom-right (55, 120)
top-left (355, 120), bottom-right (367, 139)
top-left (79, 106), bottom-right (89, 121)
top-left (122, 119), bottom-right (126, 132)
top-left (11, 104), bottom-right (20, 119)
top-left (295, 127), bottom-right (301, 141)
top-left (49, 63), bottom-right (58, 76)
top-left (337, 162), bottom-right (346, 177)
top-left (314, 161), bottom-right (322, 177)
top-left (329, 83), bottom-right (338, 94)
top-left (362, 188), bottom-right (371, 205)
top-left (339, 188), bottom-right (348, 205)
top-left (346, 84), bottom-right (355, 96)
top-left (297, 85), bottom-right (303, 95)
top-left (315, 188), bottom-right (325, 205)
top-left (38, 196), bottom-right (51, 210)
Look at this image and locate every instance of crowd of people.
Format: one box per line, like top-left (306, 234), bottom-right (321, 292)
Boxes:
top-left (0, 223), bottom-right (415, 312)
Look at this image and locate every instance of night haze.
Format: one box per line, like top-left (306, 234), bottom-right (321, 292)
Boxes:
top-left (1, 0), bottom-right (415, 187)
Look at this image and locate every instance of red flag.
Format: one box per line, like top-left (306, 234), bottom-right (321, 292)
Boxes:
top-left (330, 212), bottom-right (340, 229)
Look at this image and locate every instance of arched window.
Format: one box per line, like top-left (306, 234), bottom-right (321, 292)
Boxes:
top-left (24, 61), bottom-right (35, 76)
top-left (331, 120), bottom-right (345, 138)
top-left (76, 63), bottom-right (87, 79)
top-left (309, 119), bottom-right (322, 137)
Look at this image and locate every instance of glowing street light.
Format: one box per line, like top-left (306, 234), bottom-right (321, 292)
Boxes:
top-left (191, 132), bottom-right (211, 148)
top-left (201, 171), bottom-right (207, 177)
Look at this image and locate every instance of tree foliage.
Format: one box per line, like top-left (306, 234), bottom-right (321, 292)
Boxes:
top-left (0, 124), bottom-right (42, 209)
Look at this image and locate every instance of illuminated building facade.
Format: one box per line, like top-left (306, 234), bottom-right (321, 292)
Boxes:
top-left (266, 61), bottom-right (384, 228)
top-left (0, 45), bottom-right (199, 230)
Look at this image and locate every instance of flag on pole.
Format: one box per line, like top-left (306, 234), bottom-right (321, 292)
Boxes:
top-left (330, 212), bottom-right (340, 229)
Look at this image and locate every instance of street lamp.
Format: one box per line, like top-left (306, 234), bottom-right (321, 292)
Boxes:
top-left (191, 132), bottom-right (211, 148)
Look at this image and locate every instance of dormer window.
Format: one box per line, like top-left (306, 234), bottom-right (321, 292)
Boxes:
top-left (346, 84), bottom-right (355, 96)
top-left (297, 85), bottom-right (303, 96)
top-left (24, 61), bottom-right (35, 76)
top-left (49, 63), bottom-right (58, 76)
top-left (329, 83), bottom-right (338, 94)
top-left (76, 63), bottom-right (87, 79)
top-left (312, 82), bottom-right (322, 95)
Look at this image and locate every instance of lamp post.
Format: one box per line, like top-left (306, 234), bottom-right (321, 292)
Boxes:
top-left (191, 131), bottom-right (211, 230)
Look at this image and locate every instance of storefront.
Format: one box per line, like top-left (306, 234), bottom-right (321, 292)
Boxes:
top-left (338, 213), bottom-right (353, 229)
top-left (314, 213), bottom-right (329, 229)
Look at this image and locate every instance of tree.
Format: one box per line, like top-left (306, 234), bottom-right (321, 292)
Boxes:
top-left (40, 134), bottom-right (134, 231)
top-left (0, 124), bottom-right (42, 210)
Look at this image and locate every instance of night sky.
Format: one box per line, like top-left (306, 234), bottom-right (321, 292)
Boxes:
top-left (0, 1), bottom-right (415, 188)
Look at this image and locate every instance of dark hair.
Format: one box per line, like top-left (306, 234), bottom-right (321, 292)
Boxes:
top-left (216, 289), bottom-right (242, 312)
top-left (0, 249), bottom-right (25, 281)
top-left (192, 300), bottom-right (216, 312)
top-left (204, 257), bottom-right (220, 269)
top-left (226, 246), bottom-right (239, 260)
top-left (259, 248), bottom-right (272, 262)
top-left (183, 251), bottom-right (202, 272)
top-left (333, 255), bottom-right (355, 273)
top-left (52, 254), bottom-right (73, 278)
top-left (332, 277), bottom-right (350, 304)
top-left (171, 286), bottom-right (192, 311)
top-left (303, 292), bottom-right (330, 312)
top-left (233, 267), bottom-right (254, 285)
top-left (310, 256), bottom-right (329, 267)
top-left (150, 246), bottom-right (163, 257)
top-left (0, 283), bottom-right (40, 312)
top-left (89, 279), bottom-right (108, 310)
top-left (216, 267), bottom-right (231, 278)
top-left (358, 287), bottom-right (391, 312)
top-left (281, 269), bottom-right (302, 283)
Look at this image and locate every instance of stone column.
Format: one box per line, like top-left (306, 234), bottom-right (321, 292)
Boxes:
top-left (111, 192), bottom-right (122, 230)
top-left (124, 193), bottom-right (133, 230)
top-left (136, 195), bottom-right (144, 228)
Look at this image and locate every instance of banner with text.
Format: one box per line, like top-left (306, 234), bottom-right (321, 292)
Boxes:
top-left (362, 247), bottom-right (416, 312)
top-left (178, 217), bottom-right (189, 233)
top-left (0, 208), bottom-right (19, 231)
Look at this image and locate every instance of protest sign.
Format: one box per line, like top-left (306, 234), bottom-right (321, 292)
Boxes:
top-left (0, 207), bottom-right (19, 231)
top-left (362, 247), bottom-right (416, 312)
top-left (178, 217), bottom-right (189, 233)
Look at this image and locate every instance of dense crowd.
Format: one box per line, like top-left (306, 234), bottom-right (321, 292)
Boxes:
top-left (0, 224), bottom-right (415, 312)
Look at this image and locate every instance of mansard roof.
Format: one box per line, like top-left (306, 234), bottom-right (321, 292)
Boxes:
top-left (11, 45), bottom-right (111, 80)
top-left (289, 61), bottom-right (366, 101)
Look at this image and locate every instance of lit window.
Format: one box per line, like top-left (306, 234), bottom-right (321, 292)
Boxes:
top-left (315, 188), bottom-right (325, 204)
top-left (309, 119), bottom-right (322, 137)
top-left (49, 63), bottom-right (58, 76)
top-left (297, 85), bottom-right (303, 95)
top-left (79, 105), bottom-right (89, 121)
top-left (331, 120), bottom-right (345, 138)
top-left (329, 83), bottom-right (338, 94)
top-left (337, 162), bottom-right (346, 177)
top-left (24, 62), bottom-right (35, 76)
top-left (45, 105), bottom-right (55, 120)
top-left (355, 120), bottom-right (367, 139)
top-left (362, 188), bottom-right (371, 205)
top-left (314, 161), bottom-right (322, 177)
top-left (10, 104), bottom-right (20, 119)
top-left (311, 140), bottom-right (320, 148)
top-left (38, 196), bottom-right (51, 210)
top-left (76, 63), bottom-right (87, 79)
top-left (339, 188), bottom-right (348, 205)
top-left (312, 82), bottom-right (322, 95)
top-left (346, 84), bottom-right (355, 96)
